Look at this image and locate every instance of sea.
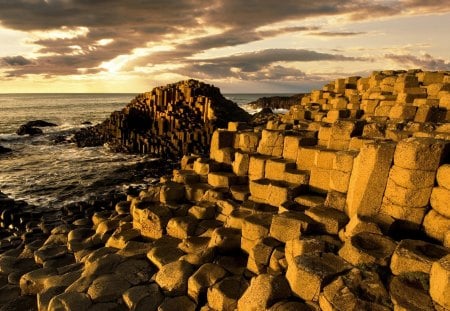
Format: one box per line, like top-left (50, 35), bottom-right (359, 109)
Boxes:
top-left (0, 93), bottom-right (291, 209)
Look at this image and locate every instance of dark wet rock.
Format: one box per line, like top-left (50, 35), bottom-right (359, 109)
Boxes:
top-left (247, 93), bottom-right (305, 110)
top-left (81, 121), bottom-right (92, 125)
top-left (24, 120), bottom-right (57, 127)
top-left (16, 120), bottom-right (57, 136)
top-left (0, 145), bottom-right (12, 154)
top-left (16, 125), bottom-right (43, 136)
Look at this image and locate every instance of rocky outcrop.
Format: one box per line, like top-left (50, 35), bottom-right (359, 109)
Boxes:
top-left (248, 93), bottom-right (306, 110)
top-left (74, 80), bottom-right (250, 158)
top-left (16, 120), bottom-right (57, 136)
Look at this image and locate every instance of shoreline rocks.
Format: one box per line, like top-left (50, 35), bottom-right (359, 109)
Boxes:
top-left (16, 120), bottom-right (58, 136)
top-left (247, 93), bottom-right (306, 110)
top-left (1, 70), bottom-right (450, 310)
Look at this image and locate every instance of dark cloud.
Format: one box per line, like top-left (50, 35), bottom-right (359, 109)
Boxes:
top-left (174, 49), bottom-right (362, 80)
top-left (1, 56), bottom-right (32, 66)
top-left (309, 31), bottom-right (366, 37)
top-left (385, 53), bottom-right (450, 71)
top-left (0, 0), bottom-right (448, 79)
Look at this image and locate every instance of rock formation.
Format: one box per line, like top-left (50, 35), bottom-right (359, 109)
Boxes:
top-left (1, 70), bottom-right (450, 310)
top-left (74, 80), bottom-right (251, 158)
top-left (247, 93), bottom-right (306, 110)
top-left (16, 120), bottom-right (57, 136)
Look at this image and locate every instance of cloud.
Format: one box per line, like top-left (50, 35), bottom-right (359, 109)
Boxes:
top-left (384, 53), bottom-right (450, 71)
top-left (0, 0), bottom-right (449, 80)
top-left (174, 48), bottom-right (363, 80)
top-left (309, 31), bottom-right (366, 37)
top-left (1, 56), bottom-right (32, 66)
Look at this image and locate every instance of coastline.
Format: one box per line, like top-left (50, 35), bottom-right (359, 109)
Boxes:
top-left (0, 71), bottom-right (450, 310)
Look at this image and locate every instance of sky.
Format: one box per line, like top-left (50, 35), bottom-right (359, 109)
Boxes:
top-left (0, 0), bottom-right (449, 93)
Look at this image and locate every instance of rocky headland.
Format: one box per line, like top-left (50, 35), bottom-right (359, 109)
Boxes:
top-left (74, 80), bottom-right (250, 158)
top-left (247, 93), bottom-right (306, 110)
top-left (1, 69), bottom-right (450, 310)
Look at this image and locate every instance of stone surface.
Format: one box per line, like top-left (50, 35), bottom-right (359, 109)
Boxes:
top-left (393, 137), bottom-right (445, 171)
top-left (430, 254), bottom-right (450, 309)
top-left (286, 253), bottom-right (351, 301)
top-left (155, 260), bottom-right (195, 296)
top-left (338, 232), bottom-right (396, 266)
top-left (320, 268), bottom-right (391, 311)
top-left (237, 274), bottom-right (291, 310)
top-left (390, 239), bottom-right (450, 275)
top-left (346, 141), bottom-right (396, 217)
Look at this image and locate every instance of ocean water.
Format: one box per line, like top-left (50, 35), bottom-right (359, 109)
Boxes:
top-left (0, 93), bottom-right (281, 208)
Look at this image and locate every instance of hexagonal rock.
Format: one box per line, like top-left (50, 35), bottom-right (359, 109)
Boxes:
top-left (346, 141), bottom-right (396, 218)
top-left (207, 276), bottom-right (248, 311)
top-left (242, 214), bottom-right (272, 241)
top-left (122, 284), bottom-right (163, 311)
top-left (430, 187), bottom-right (450, 218)
top-left (208, 227), bottom-right (241, 253)
top-left (393, 137), bottom-right (446, 171)
top-left (166, 216), bottom-right (197, 239)
top-left (338, 232), bottom-right (397, 267)
top-left (115, 259), bottom-right (153, 286)
top-left (257, 129), bottom-right (285, 157)
top-left (286, 253), bottom-right (352, 302)
top-left (390, 239), bottom-right (450, 275)
top-left (268, 300), bottom-right (312, 310)
top-left (285, 237), bottom-right (326, 266)
top-left (87, 274), bottom-right (131, 303)
top-left (105, 227), bottom-right (141, 249)
top-left (34, 244), bottom-right (68, 264)
top-left (383, 177), bottom-right (433, 208)
top-left (304, 206), bottom-right (349, 235)
top-left (20, 267), bottom-right (57, 295)
top-left (422, 209), bottom-right (450, 242)
top-left (131, 201), bottom-right (172, 239)
top-left (187, 263), bottom-right (228, 303)
top-left (48, 292), bottom-right (92, 311)
top-left (341, 216), bottom-right (382, 240)
top-left (155, 260), bottom-right (195, 297)
top-left (319, 268), bottom-right (390, 311)
top-left (436, 164), bottom-right (450, 190)
top-left (269, 211), bottom-right (315, 243)
top-left (389, 275), bottom-right (435, 311)
top-left (430, 254), bottom-right (450, 309)
top-left (237, 274), bottom-right (291, 310)
top-left (158, 296), bottom-right (196, 311)
top-left (147, 246), bottom-right (184, 269)
top-left (160, 181), bottom-right (185, 204)
top-left (388, 165), bottom-right (436, 189)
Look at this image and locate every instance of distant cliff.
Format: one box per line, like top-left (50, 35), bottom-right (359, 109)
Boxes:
top-left (247, 93), bottom-right (306, 110)
top-left (74, 80), bottom-right (250, 158)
